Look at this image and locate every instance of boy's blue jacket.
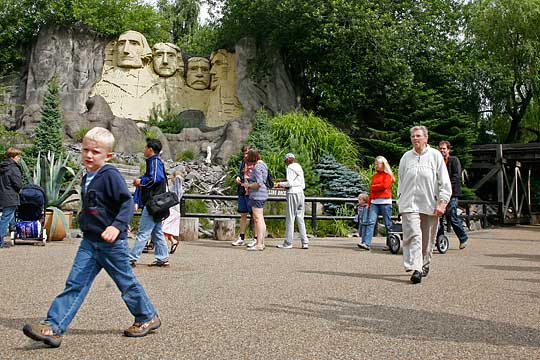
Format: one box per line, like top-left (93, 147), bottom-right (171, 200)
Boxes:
top-left (79, 164), bottom-right (134, 242)
top-left (138, 154), bottom-right (166, 206)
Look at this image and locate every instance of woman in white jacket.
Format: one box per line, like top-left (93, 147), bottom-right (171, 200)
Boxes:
top-left (397, 126), bottom-right (451, 284)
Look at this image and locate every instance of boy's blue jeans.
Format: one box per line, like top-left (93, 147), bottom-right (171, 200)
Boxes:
top-left (128, 207), bottom-right (169, 262)
top-left (45, 237), bottom-right (157, 335)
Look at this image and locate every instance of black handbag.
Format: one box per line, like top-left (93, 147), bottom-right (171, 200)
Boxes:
top-left (146, 191), bottom-right (179, 217)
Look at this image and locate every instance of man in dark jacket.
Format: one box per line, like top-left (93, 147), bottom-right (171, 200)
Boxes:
top-left (438, 141), bottom-right (469, 249)
top-left (128, 138), bottom-right (170, 267)
top-left (0, 147), bottom-right (22, 248)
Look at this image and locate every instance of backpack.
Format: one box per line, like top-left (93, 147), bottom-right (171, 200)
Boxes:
top-left (265, 168), bottom-right (274, 188)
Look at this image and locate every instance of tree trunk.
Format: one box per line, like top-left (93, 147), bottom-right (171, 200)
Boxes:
top-left (213, 219), bottom-right (236, 241)
top-left (179, 218), bottom-right (199, 241)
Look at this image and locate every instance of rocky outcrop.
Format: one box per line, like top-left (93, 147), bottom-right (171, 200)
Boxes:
top-left (2, 26), bottom-right (297, 164)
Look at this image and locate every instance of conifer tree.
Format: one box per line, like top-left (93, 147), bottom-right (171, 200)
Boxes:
top-left (33, 77), bottom-right (65, 156)
top-left (314, 153), bottom-right (368, 213)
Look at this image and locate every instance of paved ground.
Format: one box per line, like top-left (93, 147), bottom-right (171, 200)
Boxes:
top-left (1, 225), bottom-right (539, 359)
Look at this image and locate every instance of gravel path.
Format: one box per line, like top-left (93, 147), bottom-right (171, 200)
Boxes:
top-left (2, 225), bottom-right (539, 359)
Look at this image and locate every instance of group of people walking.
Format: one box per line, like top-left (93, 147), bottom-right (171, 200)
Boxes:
top-left (357, 126), bottom-right (468, 284)
top-left (7, 124), bottom-right (469, 349)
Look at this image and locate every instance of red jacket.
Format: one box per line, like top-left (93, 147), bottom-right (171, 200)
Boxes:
top-left (369, 171), bottom-right (393, 204)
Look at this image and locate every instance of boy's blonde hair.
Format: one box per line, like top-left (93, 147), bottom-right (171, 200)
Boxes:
top-left (358, 192), bottom-right (369, 202)
top-left (83, 127), bottom-right (115, 152)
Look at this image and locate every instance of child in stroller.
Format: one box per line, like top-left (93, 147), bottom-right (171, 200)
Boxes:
top-left (11, 184), bottom-right (47, 245)
top-left (386, 216), bottom-right (449, 255)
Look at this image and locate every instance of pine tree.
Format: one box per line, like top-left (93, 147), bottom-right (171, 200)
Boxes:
top-left (314, 153), bottom-right (368, 213)
top-left (33, 77), bottom-right (65, 157)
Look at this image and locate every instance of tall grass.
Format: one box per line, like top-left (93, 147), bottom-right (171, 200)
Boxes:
top-left (270, 112), bottom-right (358, 167)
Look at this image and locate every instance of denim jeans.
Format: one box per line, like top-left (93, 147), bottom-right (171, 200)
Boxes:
top-left (45, 238), bottom-right (157, 335)
top-left (362, 203), bottom-right (393, 247)
top-left (437, 197), bottom-right (468, 243)
top-left (0, 206), bottom-right (16, 242)
top-left (129, 207), bottom-right (169, 262)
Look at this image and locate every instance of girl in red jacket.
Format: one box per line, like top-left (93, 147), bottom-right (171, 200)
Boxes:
top-left (358, 156), bottom-right (395, 250)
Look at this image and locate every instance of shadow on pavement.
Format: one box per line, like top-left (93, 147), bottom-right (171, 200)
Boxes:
top-left (255, 297), bottom-right (540, 348)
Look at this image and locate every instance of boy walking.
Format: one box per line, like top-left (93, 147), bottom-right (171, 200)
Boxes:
top-left (22, 127), bottom-right (160, 348)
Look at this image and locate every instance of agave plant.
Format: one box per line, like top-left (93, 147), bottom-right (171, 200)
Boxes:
top-left (32, 151), bottom-right (81, 209)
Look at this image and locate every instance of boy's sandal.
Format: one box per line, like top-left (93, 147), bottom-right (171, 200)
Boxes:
top-left (23, 323), bottom-right (62, 348)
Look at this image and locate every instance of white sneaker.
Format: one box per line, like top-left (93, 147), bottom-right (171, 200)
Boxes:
top-left (276, 243), bottom-right (293, 249)
top-left (302, 243), bottom-right (309, 249)
top-left (246, 239), bottom-right (257, 247)
top-left (231, 238), bottom-right (245, 246)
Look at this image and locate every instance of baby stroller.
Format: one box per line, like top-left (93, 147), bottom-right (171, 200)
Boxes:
top-left (387, 218), bottom-right (449, 255)
top-left (11, 184), bottom-right (47, 246)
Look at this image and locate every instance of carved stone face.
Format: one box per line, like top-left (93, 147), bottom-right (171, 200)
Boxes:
top-left (116, 31), bottom-right (147, 68)
top-left (210, 51), bottom-right (229, 90)
top-left (186, 57), bottom-right (211, 90)
top-left (153, 43), bottom-right (182, 77)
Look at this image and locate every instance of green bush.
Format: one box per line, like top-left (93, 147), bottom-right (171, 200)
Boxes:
top-left (185, 199), bottom-right (210, 228)
top-left (148, 101), bottom-right (185, 134)
top-left (176, 149), bottom-right (195, 162)
top-left (75, 127), bottom-right (90, 143)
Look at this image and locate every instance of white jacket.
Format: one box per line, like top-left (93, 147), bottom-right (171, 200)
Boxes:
top-left (279, 162), bottom-right (305, 194)
top-left (397, 145), bottom-right (452, 215)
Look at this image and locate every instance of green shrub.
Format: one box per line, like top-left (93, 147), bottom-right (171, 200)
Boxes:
top-left (176, 149), bottom-right (195, 162)
top-left (75, 127), bottom-right (90, 143)
top-left (148, 101), bottom-right (185, 134)
top-left (185, 199), bottom-right (210, 227)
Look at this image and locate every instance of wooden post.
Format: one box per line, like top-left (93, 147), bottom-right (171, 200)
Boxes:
top-left (213, 219), bottom-right (236, 241)
top-left (179, 217), bottom-right (199, 241)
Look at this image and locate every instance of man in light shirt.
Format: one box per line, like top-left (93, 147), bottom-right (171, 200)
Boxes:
top-left (397, 126), bottom-right (452, 284)
top-left (276, 153), bottom-right (309, 249)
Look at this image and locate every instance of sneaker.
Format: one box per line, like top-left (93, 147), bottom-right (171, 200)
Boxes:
top-left (301, 243), bottom-right (309, 249)
top-left (148, 259), bottom-right (170, 267)
top-left (459, 240), bottom-right (468, 249)
top-left (410, 270), bottom-right (422, 284)
top-left (247, 245), bottom-right (265, 251)
top-left (124, 315), bottom-right (161, 337)
top-left (421, 265), bottom-right (430, 277)
top-left (276, 243), bottom-right (293, 249)
top-left (246, 239), bottom-right (257, 247)
top-left (23, 323), bottom-right (62, 348)
top-left (357, 243), bottom-right (370, 251)
top-left (231, 238), bottom-right (245, 246)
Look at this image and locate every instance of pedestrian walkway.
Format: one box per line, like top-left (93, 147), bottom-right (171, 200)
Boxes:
top-left (1, 226), bottom-right (539, 359)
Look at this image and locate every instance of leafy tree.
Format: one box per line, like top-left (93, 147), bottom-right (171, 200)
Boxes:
top-left (157, 0), bottom-right (201, 43)
top-left (177, 24), bottom-right (219, 56)
top-left (465, 0), bottom-right (540, 143)
top-left (33, 78), bottom-right (65, 156)
top-left (0, 0), bottom-right (169, 77)
top-left (216, 0), bottom-right (478, 164)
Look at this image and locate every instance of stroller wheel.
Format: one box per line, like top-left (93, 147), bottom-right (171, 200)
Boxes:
top-left (388, 234), bottom-right (401, 254)
top-left (436, 234), bottom-right (449, 254)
